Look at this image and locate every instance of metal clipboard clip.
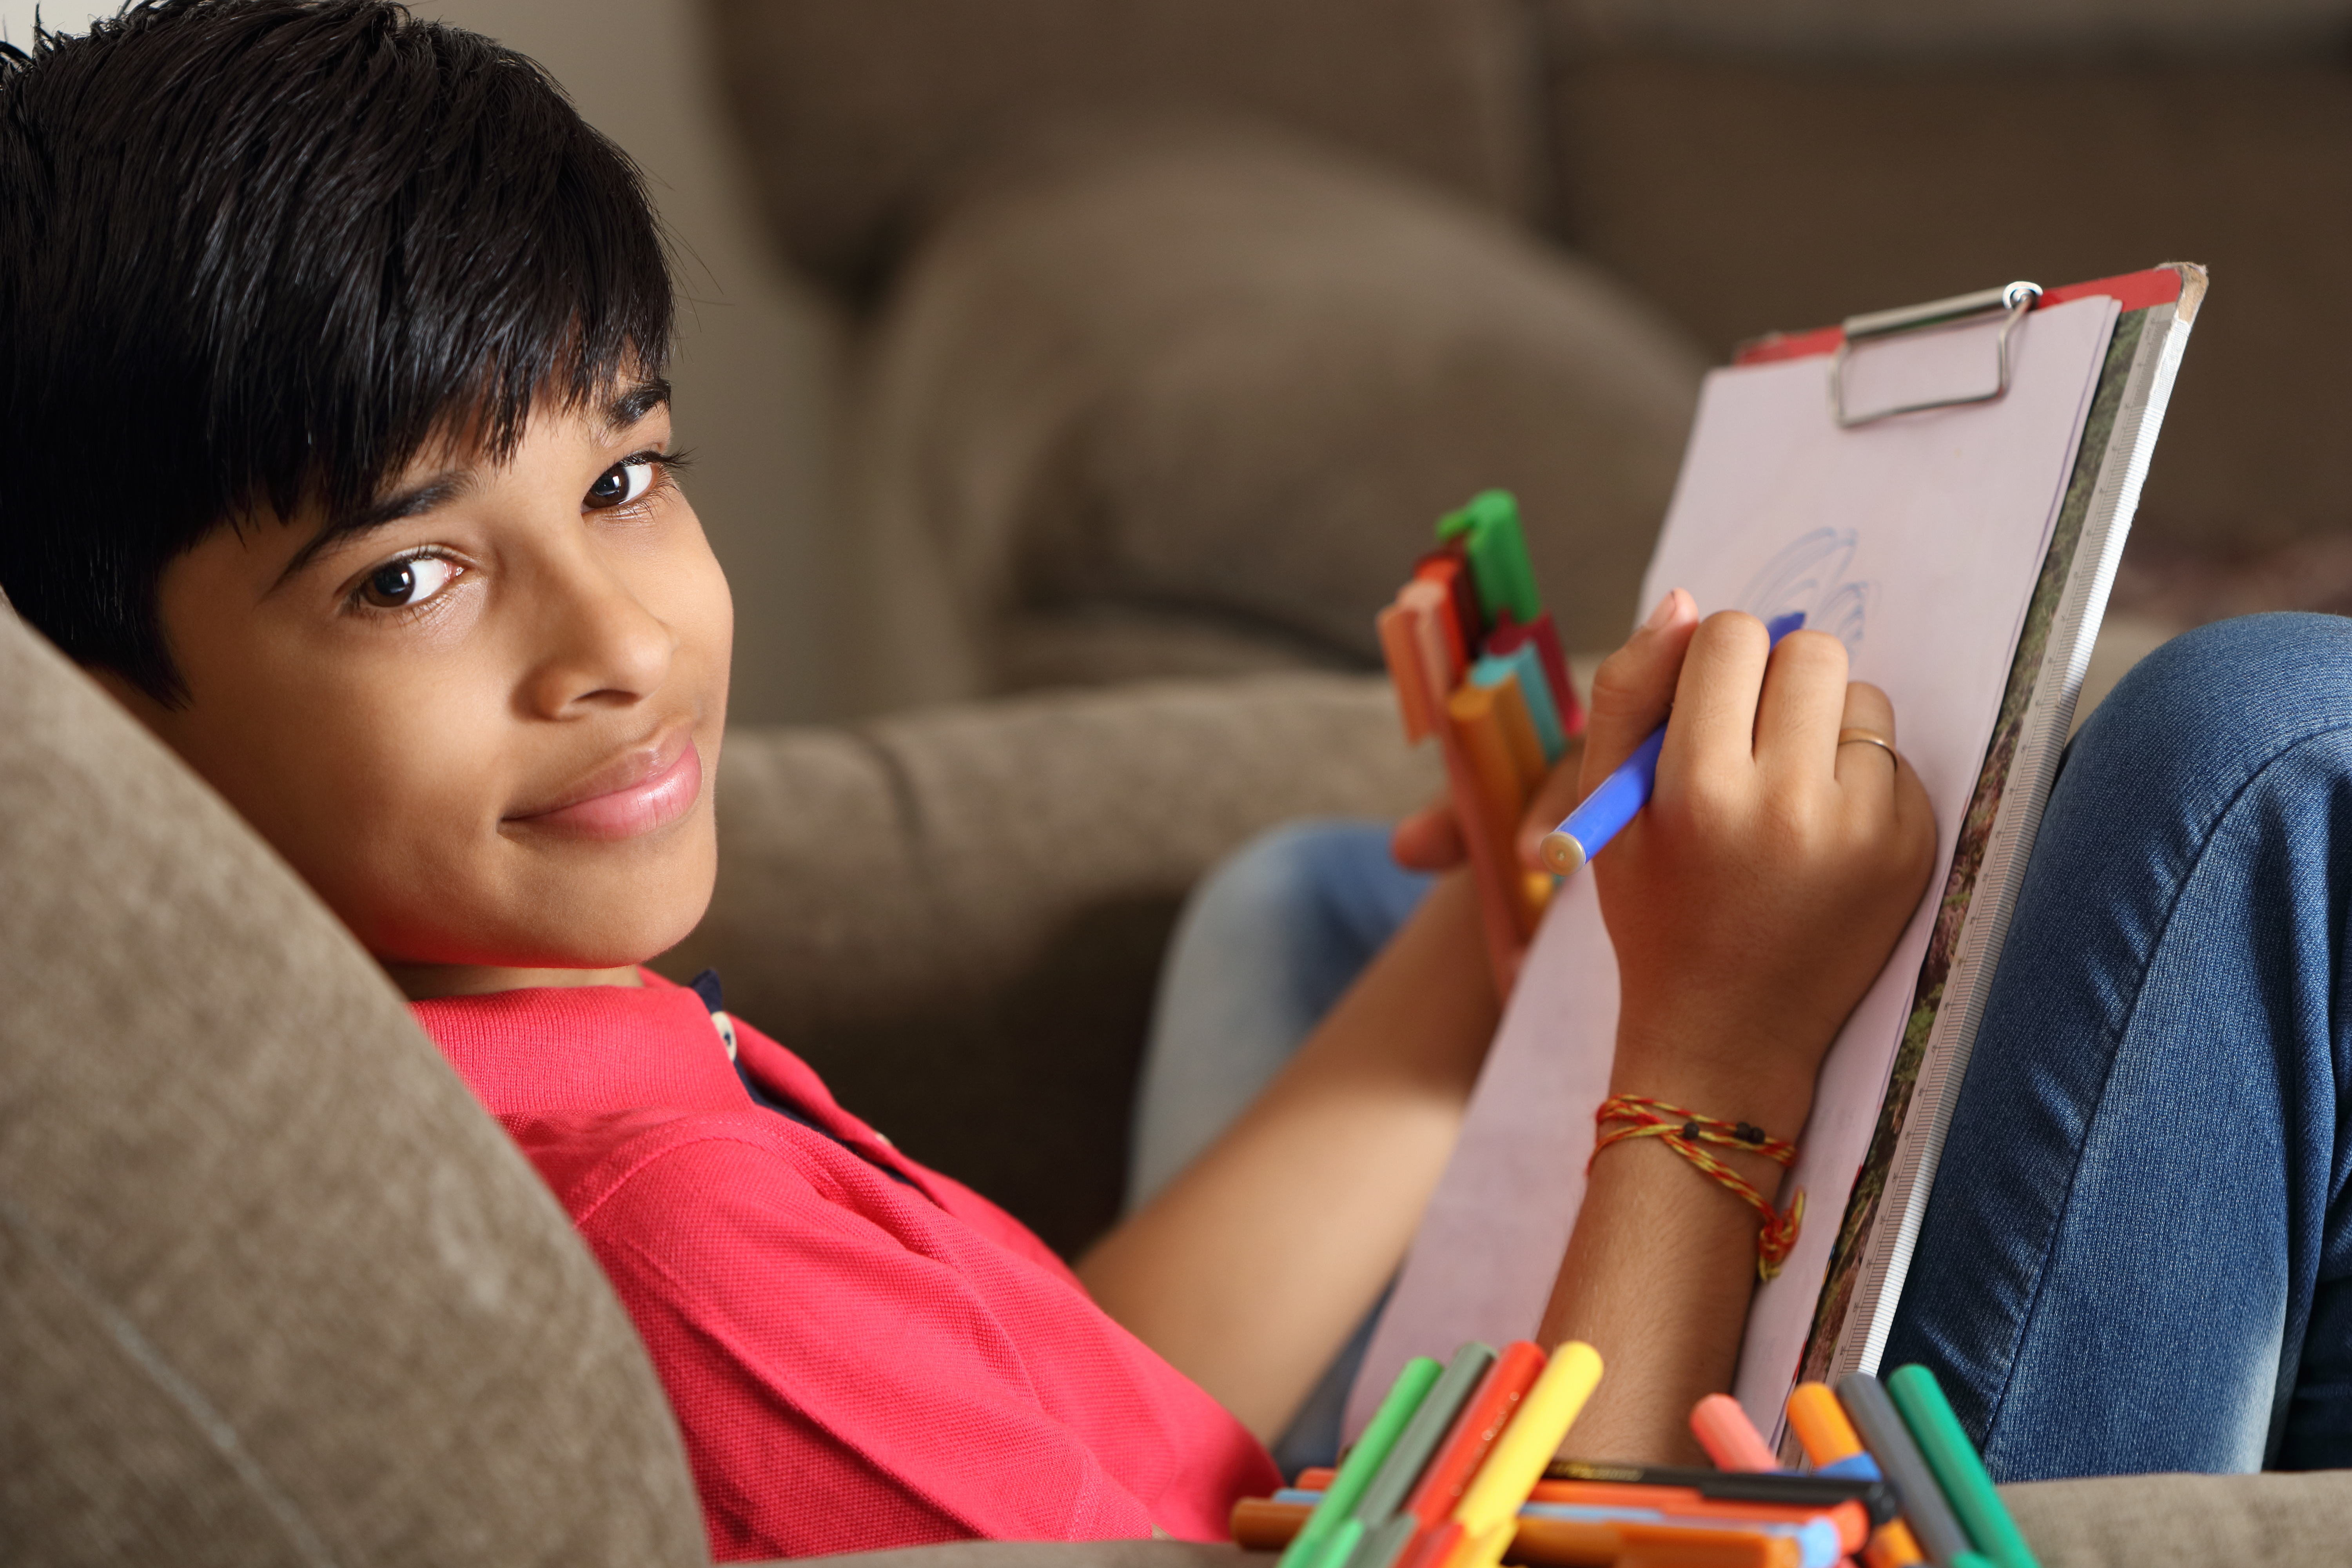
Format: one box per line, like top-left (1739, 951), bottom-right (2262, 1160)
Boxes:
top-left (1831, 279), bottom-right (2043, 427)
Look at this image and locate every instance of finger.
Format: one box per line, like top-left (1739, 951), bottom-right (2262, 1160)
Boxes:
top-left (1753, 629), bottom-right (1851, 781)
top-left (1392, 800), bottom-right (1467, 871)
top-left (1515, 742), bottom-right (1588, 868)
top-left (1581, 588), bottom-right (1699, 795)
top-left (1663, 611), bottom-right (1772, 776)
top-left (1832, 681), bottom-right (1902, 789)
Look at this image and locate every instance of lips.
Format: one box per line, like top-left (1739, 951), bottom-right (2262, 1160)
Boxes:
top-left (509, 732), bottom-right (703, 842)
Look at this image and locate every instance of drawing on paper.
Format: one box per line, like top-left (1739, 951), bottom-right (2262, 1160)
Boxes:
top-left (1738, 529), bottom-right (1873, 653)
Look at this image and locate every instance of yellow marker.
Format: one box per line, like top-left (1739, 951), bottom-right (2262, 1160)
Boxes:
top-left (1445, 1341), bottom-right (1604, 1568)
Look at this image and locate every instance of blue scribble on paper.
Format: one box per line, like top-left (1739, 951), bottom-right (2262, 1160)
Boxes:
top-left (1739, 528), bottom-right (1873, 653)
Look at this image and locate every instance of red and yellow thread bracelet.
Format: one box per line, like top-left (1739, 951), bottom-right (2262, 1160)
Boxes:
top-left (1591, 1094), bottom-right (1805, 1281)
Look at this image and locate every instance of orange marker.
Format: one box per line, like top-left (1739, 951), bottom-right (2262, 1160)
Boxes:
top-left (1405, 1342), bottom-right (1550, 1528)
top-left (1784, 1384), bottom-right (1926, 1568)
top-left (1227, 1494), bottom-right (1828, 1566)
top-left (1483, 671), bottom-right (1548, 793)
top-left (1392, 590), bottom-right (1521, 987)
top-left (1527, 1482), bottom-right (1865, 1556)
top-left (1508, 1513), bottom-right (1801, 1568)
top-left (1379, 601), bottom-right (1437, 743)
top-left (1447, 683), bottom-right (1542, 941)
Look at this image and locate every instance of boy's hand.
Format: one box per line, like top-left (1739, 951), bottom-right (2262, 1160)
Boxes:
top-left (1591, 590), bottom-right (1935, 1135)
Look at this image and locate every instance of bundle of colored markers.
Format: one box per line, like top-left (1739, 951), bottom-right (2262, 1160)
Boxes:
top-left (1231, 1341), bottom-right (2039, 1568)
top-left (1376, 492), bottom-right (1584, 986)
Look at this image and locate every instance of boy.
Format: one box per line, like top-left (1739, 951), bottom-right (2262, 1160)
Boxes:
top-left (0, 2), bottom-right (1937, 1557)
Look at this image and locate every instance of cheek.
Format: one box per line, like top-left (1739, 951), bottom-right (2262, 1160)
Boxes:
top-left (637, 509), bottom-right (733, 744)
top-left (252, 664), bottom-right (514, 940)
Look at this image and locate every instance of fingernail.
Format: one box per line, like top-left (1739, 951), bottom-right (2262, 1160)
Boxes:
top-left (1642, 590), bottom-right (1680, 632)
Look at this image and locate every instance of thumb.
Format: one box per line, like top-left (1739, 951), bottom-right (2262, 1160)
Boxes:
top-left (1580, 588), bottom-right (1699, 795)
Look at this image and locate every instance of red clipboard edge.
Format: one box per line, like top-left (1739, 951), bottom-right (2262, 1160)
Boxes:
top-left (1733, 266), bottom-right (2189, 367)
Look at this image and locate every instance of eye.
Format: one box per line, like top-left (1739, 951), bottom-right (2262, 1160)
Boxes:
top-left (585, 458), bottom-right (657, 511)
top-left (355, 553), bottom-right (460, 610)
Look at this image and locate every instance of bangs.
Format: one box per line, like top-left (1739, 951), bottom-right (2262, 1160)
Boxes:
top-left (0, 0), bottom-right (675, 695)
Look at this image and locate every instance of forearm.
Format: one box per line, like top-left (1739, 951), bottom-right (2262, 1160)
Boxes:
top-left (1077, 871), bottom-right (1498, 1439)
top-left (1537, 1135), bottom-right (1792, 1462)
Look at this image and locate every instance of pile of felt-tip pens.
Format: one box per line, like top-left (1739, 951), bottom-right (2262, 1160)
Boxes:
top-left (1232, 1339), bottom-right (2038, 1568)
top-left (1377, 490), bottom-right (1584, 989)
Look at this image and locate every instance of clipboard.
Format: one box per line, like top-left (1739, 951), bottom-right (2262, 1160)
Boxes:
top-left (1347, 262), bottom-right (2209, 1447)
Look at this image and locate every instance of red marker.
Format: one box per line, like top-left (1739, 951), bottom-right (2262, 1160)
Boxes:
top-left (1404, 1341), bottom-right (1549, 1527)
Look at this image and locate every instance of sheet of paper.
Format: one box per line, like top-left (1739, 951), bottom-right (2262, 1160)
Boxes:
top-left (1347, 293), bottom-right (2120, 1439)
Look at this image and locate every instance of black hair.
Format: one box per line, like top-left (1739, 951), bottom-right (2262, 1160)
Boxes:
top-left (0, 0), bottom-right (674, 700)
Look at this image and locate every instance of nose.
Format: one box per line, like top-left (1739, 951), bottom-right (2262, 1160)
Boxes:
top-left (518, 539), bottom-right (678, 720)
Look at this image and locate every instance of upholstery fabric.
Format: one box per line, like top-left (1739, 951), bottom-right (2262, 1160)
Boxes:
top-left (844, 117), bottom-right (1705, 709)
top-left (657, 672), bottom-right (1439, 1254)
top-left (704, 0), bottom-right (1541, 292)
top-left (2002, 1470), bottom-right (2352, 1565)
top-left (0, 610), bottom-right (707, 1567)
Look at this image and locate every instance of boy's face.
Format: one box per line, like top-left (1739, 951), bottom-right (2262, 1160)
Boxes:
top-left (106, 383), bottom-right (731, 996)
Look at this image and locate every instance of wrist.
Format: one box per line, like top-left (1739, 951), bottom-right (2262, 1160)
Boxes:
top-left (1608, 1016), bottom-right (1817, 1141)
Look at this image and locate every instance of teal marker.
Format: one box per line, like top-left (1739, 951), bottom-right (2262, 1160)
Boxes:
top-left (1887, 1365), bottom-right (2040, 1568)
top-left (1279, 1356), bottom-right (1443, 1568)
top-left (1470, 647), bottom-right (1566, 763)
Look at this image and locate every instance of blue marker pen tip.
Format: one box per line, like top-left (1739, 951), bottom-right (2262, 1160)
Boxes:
top-left (1537, 608), bottom-right (1807, 877)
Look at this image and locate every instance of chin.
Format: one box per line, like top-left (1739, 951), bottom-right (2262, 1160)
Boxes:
top-left (363, 862), bottom-right (718, 973)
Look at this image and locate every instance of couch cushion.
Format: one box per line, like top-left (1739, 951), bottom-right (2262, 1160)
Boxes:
top-left (0, 610), bottom-right (706, 1566)
top-left (705, 0), bottom-right (1541, 293)
top-left (842, 116), bottom-right (1705, 708)
top-left (2001, 1469), bottom-right (2352, 1566)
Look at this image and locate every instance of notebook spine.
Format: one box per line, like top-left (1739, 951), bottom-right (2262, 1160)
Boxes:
top-left (1832, 266), bottom-right (2205, 1389)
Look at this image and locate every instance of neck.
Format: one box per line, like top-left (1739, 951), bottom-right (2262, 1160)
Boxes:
top-left (382, 961), bottom-right (644, 1001)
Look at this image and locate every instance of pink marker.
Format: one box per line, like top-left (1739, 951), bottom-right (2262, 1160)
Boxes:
top-left (1691, 1394), bottom-right (1781, 1473)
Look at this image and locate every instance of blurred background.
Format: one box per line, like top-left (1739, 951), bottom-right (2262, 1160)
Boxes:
top-left (11, 0), bottom-right (2351, 731)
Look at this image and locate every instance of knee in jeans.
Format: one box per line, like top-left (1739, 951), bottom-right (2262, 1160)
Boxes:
top-left (2072, 613), bottom-right (2352, 779)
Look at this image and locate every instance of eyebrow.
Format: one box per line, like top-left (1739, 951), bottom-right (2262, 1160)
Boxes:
top-left (603, 376), bottom-right (672, 435)
top-left (269, 376), bottom-right (674, 591)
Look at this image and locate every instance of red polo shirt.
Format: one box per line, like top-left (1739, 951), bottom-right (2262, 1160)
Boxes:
top-left (412, 975), bottom-right (1277, 1562)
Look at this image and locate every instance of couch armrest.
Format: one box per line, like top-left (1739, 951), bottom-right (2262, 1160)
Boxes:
top-left (0, 612), bottom-right (703, 1564)
top-left (659, 673), bottom-right (1437, 1252)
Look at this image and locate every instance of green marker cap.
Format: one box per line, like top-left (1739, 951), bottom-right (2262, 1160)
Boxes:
top-left (1436, 490), bottom-right (1541, 629)
top-left (1886, 1364), bottom-right (2040, 1568)
top-left (1278, 1356), bottom-right (1443, 1568)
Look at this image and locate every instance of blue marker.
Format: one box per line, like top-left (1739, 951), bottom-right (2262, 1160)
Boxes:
top-left (1538, 611), bottom-right (1806, 875)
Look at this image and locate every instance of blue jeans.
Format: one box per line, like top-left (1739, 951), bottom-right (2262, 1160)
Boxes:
top-left (1134, 615), bottom-right (2352, 1479)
